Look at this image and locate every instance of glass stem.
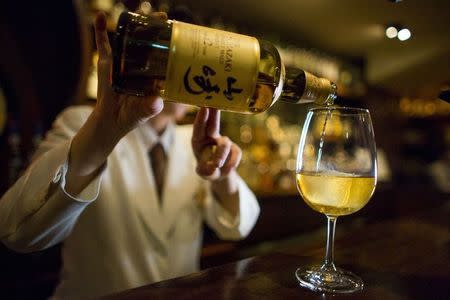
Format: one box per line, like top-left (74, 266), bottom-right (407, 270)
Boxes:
top-left (322, 216), bottom-right (337, 271)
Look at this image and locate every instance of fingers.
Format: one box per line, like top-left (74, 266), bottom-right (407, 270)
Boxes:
top-left (192, 107), bottom-right (209, 142)
top-left (206, 109), bottom-right (220, 138)
top-left (95, 12), bottom-right (112, 88)
top-left (196, 164), bottom-right (220, 180)
top-left (141, 95), bottom-right (164, 117)
top-left (196, 145), bottom-right (220, 179)
top-left (192, 108), bottom-right (221, 146)
top-left (121, 94), bottom-right (164, 120)
top-left (195, 138), bottom-right (241, 180)
top-left (213, 136), bottom-right (232, 168)
top-left (221, 144), bottom-right (242, 175)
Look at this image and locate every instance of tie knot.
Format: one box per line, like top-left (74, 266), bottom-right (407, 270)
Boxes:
top-left (150, 143), bottom-right (165, 160)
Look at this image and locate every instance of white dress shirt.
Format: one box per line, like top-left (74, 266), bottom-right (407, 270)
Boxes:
top-left (0, 105), bottom-right (260, 299)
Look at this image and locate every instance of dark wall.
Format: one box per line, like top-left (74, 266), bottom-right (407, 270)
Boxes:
top-left (0, 3), bottom-right (84, 299)
top-left (0, 2), bottom-right (83, 130)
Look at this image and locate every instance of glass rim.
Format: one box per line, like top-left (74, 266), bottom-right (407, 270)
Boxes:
top-left (308, 106), bottom-right (370, 114)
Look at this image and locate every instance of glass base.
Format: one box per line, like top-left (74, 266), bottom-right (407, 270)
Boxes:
top-left (295, 265), bottom-right (363, 294)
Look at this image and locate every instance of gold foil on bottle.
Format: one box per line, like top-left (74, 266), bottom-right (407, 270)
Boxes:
top-left (303, 72), bottom-right (337, 105)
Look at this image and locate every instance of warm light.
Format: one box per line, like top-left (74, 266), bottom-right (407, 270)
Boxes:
top-left (304, 144), bottom-right (315, 157)
top-left (424, 103), bottom-right (437, 116)
top-left (399, 97), bottom-right (450, 117)
top-left (385, 26), bottom-right (398, 38)
top-left (286, 159), bottom-right (297, 171)
top-left (279, 142), bottom-right (291, 158)
top-left (140, 1), bottom-right (152, 15)
top-left (398, 28), bottom-right (411, 41)
top-left (257, 162), bottom-right (270, 174)
top-left (239, 125), bottom-right (253, 143)
top-left (399, 97), bottom-right (411, 113)
top-left (266, 115), bottom-right (280, 130)
top-left (340, 70), bottom-right (353, 85)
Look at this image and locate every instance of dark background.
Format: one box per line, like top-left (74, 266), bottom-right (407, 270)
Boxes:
top-left (0, 1), bottom-right (448, 299)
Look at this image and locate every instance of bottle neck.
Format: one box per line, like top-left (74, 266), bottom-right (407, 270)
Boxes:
top-left (280, 68), bottom-right (337, 105)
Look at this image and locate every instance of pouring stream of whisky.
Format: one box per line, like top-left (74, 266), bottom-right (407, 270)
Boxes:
top-left (316, 107), bottom-right (332, 171)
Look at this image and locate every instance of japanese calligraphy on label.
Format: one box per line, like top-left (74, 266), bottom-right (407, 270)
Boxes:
top-left (165, 21), bottom-right (260, 111)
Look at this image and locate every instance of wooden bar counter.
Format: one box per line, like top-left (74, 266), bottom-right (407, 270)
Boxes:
top-left (100, 200), bottom-right (449, 300)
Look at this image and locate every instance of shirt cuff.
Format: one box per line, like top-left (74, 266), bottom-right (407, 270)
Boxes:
top-left (52, 160), bottom-right (105, 203)
top-left (208, 185), bottom-right (240, 229)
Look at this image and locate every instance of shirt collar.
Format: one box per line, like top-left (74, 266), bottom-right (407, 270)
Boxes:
top-left (138, 121), bottom-right (175, 154)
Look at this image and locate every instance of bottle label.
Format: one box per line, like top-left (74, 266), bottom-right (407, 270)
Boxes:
top-left (165, 21), bottom-right (260, 111)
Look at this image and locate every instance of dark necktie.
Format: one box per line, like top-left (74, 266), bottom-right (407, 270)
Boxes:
top-left (150, 143), bottom-right (167, 205)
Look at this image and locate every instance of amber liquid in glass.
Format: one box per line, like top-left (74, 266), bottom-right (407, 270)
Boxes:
top-left (296, 172), bottom-right (376, 216)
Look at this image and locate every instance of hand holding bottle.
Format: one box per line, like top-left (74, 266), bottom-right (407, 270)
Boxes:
top-left (64, 12), bottom-right (168, 196)
top-left (92, 11), bottom-right (166, 139)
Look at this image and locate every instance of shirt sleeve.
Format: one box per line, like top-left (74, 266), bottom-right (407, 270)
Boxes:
top-left (203, 175), bottom-right (260, 241)
top-left (58, 157), bottom-right (104, 203)
top-left (0, 106), bottom-right (103, 253)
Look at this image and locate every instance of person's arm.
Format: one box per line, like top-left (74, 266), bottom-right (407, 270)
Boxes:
top-left (0, 12), bottom-right (166, 253)
top-left (202, 172), bottom-right (260, 240)
top-left (65, 12), bottom-right (166, 196)
top-left (0, 107), bottom-right (106, 252)
top-left (192, 108), bottom-right (260, 240)
top-left (191, 108), bottom-right (241, 216)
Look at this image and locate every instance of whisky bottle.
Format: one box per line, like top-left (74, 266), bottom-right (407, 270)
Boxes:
top-left (113, 11), bottom-right (337, 114)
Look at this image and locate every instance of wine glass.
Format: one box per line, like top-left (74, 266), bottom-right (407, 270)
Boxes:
top-left (295, 107), bottom-right (377, 293)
